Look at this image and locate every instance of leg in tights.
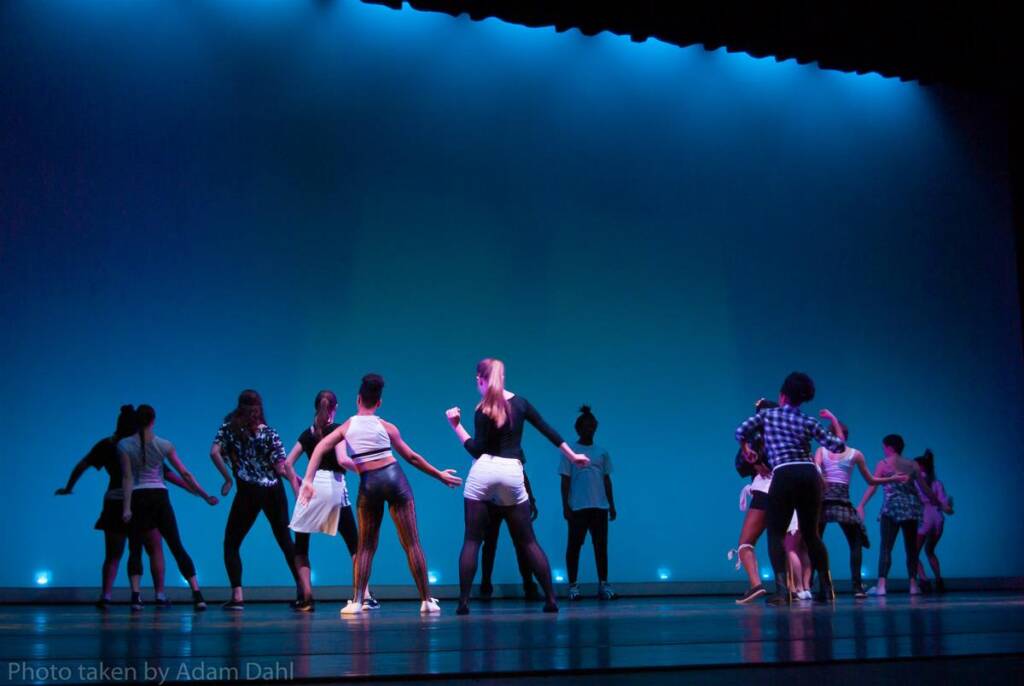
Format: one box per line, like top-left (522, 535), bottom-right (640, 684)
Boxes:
top-left (352, 498), bottom-right (384, 603)
top-left (766, 473), bottom-right (798, 593)
top-left (458, 499), bottom-right (491, 606)
top-left (102, 532), bottom-right (127, 598)
top-left (792, 472), bottom-right (830, 587)
top-left (152, 494), bottom-right (196, 580)
top-left (224, 486), bottom-right (263, 589)
top-left (877, 515), bottom-right (899, 579)
top-left (337, 506), bottom-right (359, 557)
top-left (294, 532), bottom-right (312, 601)
top-left (921, 527), bottom-right (944, 580)
top-left (503, 501), bottom-right (556, 606)
top-left (565, 510), bottom-right (589, 585)
top-left (900, 520), bottom-right (919, 581)
top-left (588, 510), bottom-right (609, 582)
top-left (260, 483), bottom-right (300, 586)
top-left (480, 508), bottom-right (502, 588)
top-left (389, 499), bottom-right (431, 600)
top-left (513, 535), bottom-right (536, 588)
top-left (143, 529), bottom-right (166, 596)
top-left (838, 522), bottom-right (864, 589)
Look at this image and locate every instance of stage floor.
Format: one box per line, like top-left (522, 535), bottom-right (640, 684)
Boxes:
top-left (3, 592), bottom-right (1023, 684)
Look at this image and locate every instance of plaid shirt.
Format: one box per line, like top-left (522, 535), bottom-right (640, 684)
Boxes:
top-left (735, 405), bottom-right (845, 469)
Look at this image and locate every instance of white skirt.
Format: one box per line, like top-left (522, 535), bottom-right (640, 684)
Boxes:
top-left (289, 470), bottom-right (349, 535)
top-left (463, 455), bottom-right (529, 506)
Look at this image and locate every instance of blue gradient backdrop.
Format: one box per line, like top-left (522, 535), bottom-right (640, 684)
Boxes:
top-left (1, 1), bottom-right (1020, 588)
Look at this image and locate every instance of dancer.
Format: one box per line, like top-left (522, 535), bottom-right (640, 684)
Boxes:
top-left (731, 398), bottom-right (776, 604)
top-left (57, 405), bottom-right (213, 607)
top-left (735, 372), bottom-right (846, 605)
top-left (814, 424), bottom-right (907, 598)
top-left (300, 374), bottom-right (461, 614)
top-left (560, 405), bottom-right (617, 601)
top-left (857, 434), bottom-right (944, 596)
top-left (286, 390), bottom-right (378, 612)
top-left (445, 357), bottom-right (591, 615)
top-left (211, 390), bottom-right (302, 610)
top-left (119, 404), bottom-right (215, 611)
top-left (479, 471), bottom-right (540, 600)
top-left (914, 449), bottom-right (954, 593)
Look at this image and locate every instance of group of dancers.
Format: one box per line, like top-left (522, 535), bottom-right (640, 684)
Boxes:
top-left (57, 359), bottom-right (619, 614)
top-left (732, 372), bottom-right (954, 605)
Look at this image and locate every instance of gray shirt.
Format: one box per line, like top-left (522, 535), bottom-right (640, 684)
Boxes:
top-left (559, 441), bottom-right (613, 511)
top-left (116, 435), bottom-right (172, 490)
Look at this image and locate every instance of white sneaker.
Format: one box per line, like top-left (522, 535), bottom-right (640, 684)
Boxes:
top-left (866, 586), bottom-right (886, 596)
top-left (420, 597), bottom-right (441, 614)
top-left (340, 600), bottom-right (365, 615)
top-left (797, 590), bottom-right (813, 600)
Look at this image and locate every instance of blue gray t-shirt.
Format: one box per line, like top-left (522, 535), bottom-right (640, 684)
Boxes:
top-left (558, 441), bottom-right (612, 511)
top-left (116, 435), bottom-right (173, 490)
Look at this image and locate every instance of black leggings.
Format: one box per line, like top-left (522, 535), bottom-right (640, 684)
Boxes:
top-left (766, 464), bottom-right (830, 592)
top-left (820, 521), bottom-right (865, 588)
top-left (878, 515), bottom-right (919, 580)
top-left (224, 481), bottom-right (298, 588)
top-left (127, 489), bottom-right (196, 579)
top-left (481, 507), bottom-right (534, 587)
top-left (566, 508), bottom-right (609, 584)
top-left (294, 506), bottom-right (359, 559)
top-left (460, 499), bottom-right (555, 605)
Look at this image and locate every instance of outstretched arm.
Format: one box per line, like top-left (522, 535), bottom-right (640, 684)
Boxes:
top-left (523, 399), bottom-right (590, 467)
top-left (165, 446), bottom-right (217, 505)
top-left (55, 457), bottom-right (92, 495)
top-left (854, 452), bottom-right (907, 485)
top-left (384, 421), bottom-right (461, 487)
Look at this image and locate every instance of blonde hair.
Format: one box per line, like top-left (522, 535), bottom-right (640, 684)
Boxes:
top-left (476, 358), bottom-right (511, 428)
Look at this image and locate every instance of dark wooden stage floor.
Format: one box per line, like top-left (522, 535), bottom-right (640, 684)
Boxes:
top-left (3, 593), bottom-right (1023, 685)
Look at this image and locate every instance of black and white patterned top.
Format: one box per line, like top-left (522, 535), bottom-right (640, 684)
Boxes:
top-left (214, 422), bottom-right (286, 486)
top-left (735, 405), bottom-right (845, 470)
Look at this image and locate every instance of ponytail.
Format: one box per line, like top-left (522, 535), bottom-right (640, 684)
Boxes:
top-left (135, 404), bottom-right (156, 464)
top-left (312, 390), bottom-right (338, 439)
top-left (476, 358), bottom-right (511, 428)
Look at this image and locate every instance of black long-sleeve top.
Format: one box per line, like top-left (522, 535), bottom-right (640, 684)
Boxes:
top-left (462, 395), bottom-right (564, 463)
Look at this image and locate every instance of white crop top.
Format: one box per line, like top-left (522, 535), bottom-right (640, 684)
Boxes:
top-left (821, 448), bottom-right (855, 484)
top-left (344, 415), bottom-right (393, 464)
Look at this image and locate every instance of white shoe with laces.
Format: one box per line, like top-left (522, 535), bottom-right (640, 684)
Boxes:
top-left (866, 586), bottom-right (886, 596)
top-left (420, 597), bottom-right (441, 614)
top-left (340, 600), bottom-right (365, 615)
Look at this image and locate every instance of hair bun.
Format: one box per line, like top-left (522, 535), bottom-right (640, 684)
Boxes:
top-left (579, 404), bottom-right (592, 415)
top-left (119, 404), bottom-right (135, 414)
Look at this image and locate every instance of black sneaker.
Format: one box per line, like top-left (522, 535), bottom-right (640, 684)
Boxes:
top-left (221, 599), bottom-right (245, 611)
top-left (766, 589), bottom-right (791, 606)
top-left (736, 584), bottom-right (767, 605)
top-left (479, 583), bottom-right (494, 599)
top-left (935, 578), bottom-right (946, 594)
top-left (919, 579), bottom-right (934, 594)
top-left (362, 595), bottom-right (381, 611)
top-left (853, 585), bottom-right (868, 599)
top-left (130, 592), bottom-right (144, 611)
top-left (542, 601), bottom-right (559, 613)
top-left (95, 597), bottom-right (111, 610)
top-left (192, 591), bottom-right (207, 611)
top-left (293, 599), bottom-right (315, 613)
top-left (154, 597), bottom-right (172, 609)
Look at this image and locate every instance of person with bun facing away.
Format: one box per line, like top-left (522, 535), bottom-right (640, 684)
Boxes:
top-left (301, 374), bottom-right (462, 615)
top-left (735, 372), bottom-right (847, 605)
top-left (445, 358), bottom-right (591, 615)
top-left (914, 449), bottom-right (954, 593)
top-left (560, 405), bottom-right (617, 601)
top-left (119, 404), bottom-right (216, 611)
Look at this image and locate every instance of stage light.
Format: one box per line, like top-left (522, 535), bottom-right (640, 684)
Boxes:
top-left (553, 569), bottom-right (566, 583)
top-left (311, 570), bottom-right (317, 583)
top-left (761, 568), bottom-right (771, 580)
top-left (427, 571), bottom-right (439, 584)
top-left (657, 567), bottom-right (671, 581)
top-left (35, 571), bottom-right (51, 586)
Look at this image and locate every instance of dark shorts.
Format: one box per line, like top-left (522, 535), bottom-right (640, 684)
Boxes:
top-left (94, 498), bottom-right (129, 534)
top-left (357, 462), bottom-right (413, 511)
top-left (750, 490), bottom-right (770, 511)
top-left (129, 488), bottom-right (173, 534)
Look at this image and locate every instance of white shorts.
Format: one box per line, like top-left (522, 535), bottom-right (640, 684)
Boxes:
top-left (289, 470), bottom-right (349, 535)
top-left (463, 455), bottom-right (529, 506)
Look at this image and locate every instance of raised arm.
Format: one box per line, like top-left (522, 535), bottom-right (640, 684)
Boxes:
top-left (55, 457), bottom-right (92, 495)
top-left (384, 421), bottom-right (461, 487)
top-left (523, 400), bottom-right (590, 467)
top-left (814, 410), bottom-right (846, 451)
top-left (446, 406), bottom-right (487, 458)
top-left (165, 445), bottom-right (217, 505)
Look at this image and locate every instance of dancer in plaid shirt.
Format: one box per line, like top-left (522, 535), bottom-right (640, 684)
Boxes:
top-left (735, 372), bottom-right (846, 605)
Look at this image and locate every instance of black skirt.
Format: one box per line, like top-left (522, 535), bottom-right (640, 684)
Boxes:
top-left (94, 497), bottom-right (129, 534)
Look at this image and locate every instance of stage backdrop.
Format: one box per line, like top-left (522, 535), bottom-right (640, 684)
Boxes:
top-left (2, 1), bottom-right (1020, 589)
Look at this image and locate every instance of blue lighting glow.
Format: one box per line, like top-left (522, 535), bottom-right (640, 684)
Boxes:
top-left (761, 569), bottom-right (772, 580)
top-left (657, 568), bottom-right (671, 581)
top-left (427, 571), bottom-right (439, 584)
top-left (34, 571), bottom-right (51, 586)
top-left (553, 569), bottom-right (566, 583)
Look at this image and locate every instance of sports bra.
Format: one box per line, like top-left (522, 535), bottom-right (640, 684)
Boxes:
top-left (344, 415), bottom-right (394, 464)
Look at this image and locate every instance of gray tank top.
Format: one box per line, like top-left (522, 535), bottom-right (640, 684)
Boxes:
top-left (116, 435), bottom-right (171, 490)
